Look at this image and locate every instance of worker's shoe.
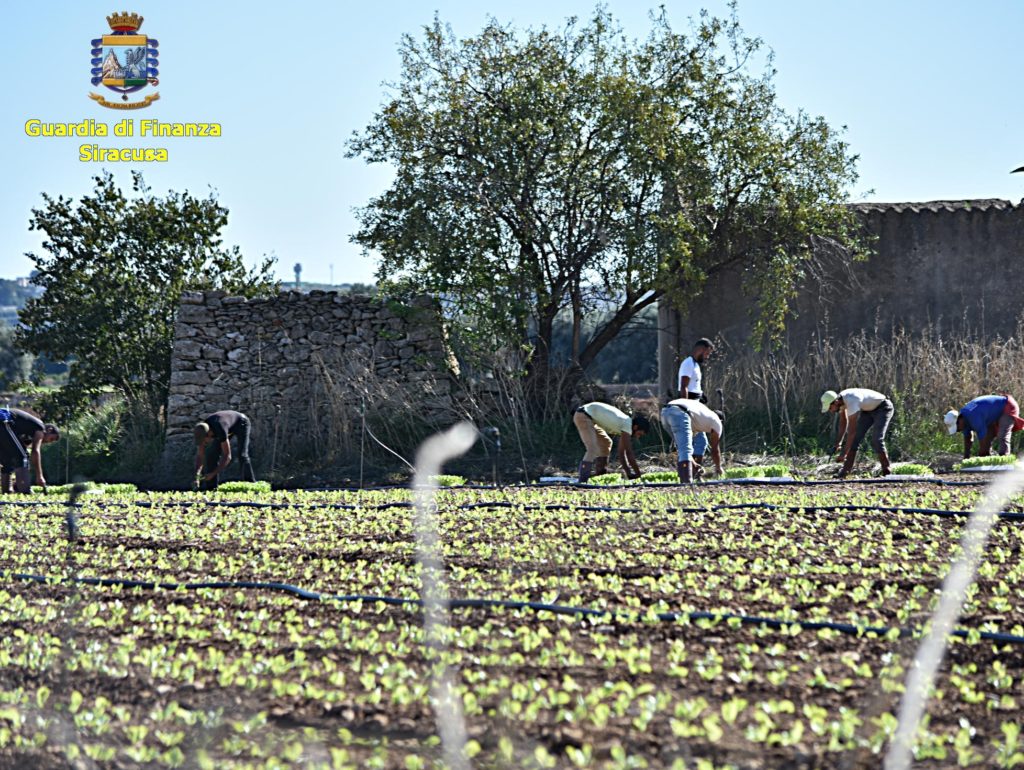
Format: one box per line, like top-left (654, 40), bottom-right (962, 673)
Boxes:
top-left (878, 451), bottom-right (891, 476)
top-left (578, 461), bottom-right (593, 484)
top-left (593, 457), bottom-right (609, 476)
top-left (677, 461), bottom-right (693, 485)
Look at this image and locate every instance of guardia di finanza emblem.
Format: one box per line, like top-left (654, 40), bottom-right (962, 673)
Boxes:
top-left (89, 11), bottom-right (159, 109)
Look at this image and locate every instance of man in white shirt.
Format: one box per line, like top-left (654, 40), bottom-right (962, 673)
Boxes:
top-left (677, 338), bottom-right (713, 400)
top-left (659, 398), bottom-right (724, 483)
top-left (677, 338), bottom-right (714, 468)
top-left (821, 388), bottom-right (894, 478)
top-left (573, 402), bottom-right (650, 482)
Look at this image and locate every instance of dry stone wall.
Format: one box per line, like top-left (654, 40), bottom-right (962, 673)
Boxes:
top-left (159, 290), bottom-right (458, 483)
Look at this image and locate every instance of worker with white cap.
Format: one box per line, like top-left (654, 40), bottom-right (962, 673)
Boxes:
top-left (821, 388), bottom-right (894, 478)
top-left (943, 393), bottom-right (1024, 459)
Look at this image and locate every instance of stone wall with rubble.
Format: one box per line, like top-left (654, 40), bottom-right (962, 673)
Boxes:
top-left (156, 290), bottom-right (458, 485)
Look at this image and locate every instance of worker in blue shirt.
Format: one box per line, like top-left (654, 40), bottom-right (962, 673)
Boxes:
top-left (944, 394), bottom-right (1024, 458)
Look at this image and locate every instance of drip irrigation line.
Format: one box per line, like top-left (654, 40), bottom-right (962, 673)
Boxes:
top-left (4, 568), bottom-right (1023, 646)
top-left (6, 498), bottom-right (1024, 521)
top-left (575, 478), bottom-right (987, 489)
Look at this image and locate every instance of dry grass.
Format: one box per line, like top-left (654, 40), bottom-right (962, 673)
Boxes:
top-left (712, 321), bottom-right (1024, 457)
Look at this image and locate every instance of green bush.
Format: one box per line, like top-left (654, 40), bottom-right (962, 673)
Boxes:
top-left (888, 463), bottom-right (933, 475)
top-left (216, 480), bottom-right (272, 494)
top-left (955, 455), bottom-right (1018, 471)
top-left (40, 396), bottom-right (164, 484)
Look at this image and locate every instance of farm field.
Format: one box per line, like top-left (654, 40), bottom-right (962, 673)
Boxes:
top-left (1, 481), bottom-right (1023, 769)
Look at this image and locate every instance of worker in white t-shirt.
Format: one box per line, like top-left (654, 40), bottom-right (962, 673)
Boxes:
top-left (573, 402), bottom-right (650, 482)
top-left (677, 338), bottom-right (714, 467)
top-left (660, 398), bottom-right (724, 483)
top-left (821, 388), bottom-right (894, 478)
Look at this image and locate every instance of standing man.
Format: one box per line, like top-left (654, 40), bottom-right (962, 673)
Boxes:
top-left (943, 393), bottom-right (1024, 458)
top-left (821, 388), bottom-right (894, 478)
top-left (3, 409), bottom-right (60, 492)
top-left (660, 398), bottom-right (724, 483)
top-left (193, 410), bottom-right (256, 490)
top-left (677, 338), bottom-right (714, 466)
top-left (573, 402), bottom-right (649, 483)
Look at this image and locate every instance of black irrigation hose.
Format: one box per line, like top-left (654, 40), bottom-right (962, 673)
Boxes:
top-left (4, 568), bottom-right (1024, 647)
top-left (6, 498), bottom-right (1024, 521)
top-left (575, 478), bottom-right (988, 489)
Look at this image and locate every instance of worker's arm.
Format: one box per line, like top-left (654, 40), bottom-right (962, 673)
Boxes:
top-left (963, 431), bottom-right (973, 460)
top-left (709, 431), bottom-right (723, 476)
top-left (838, 412), bottom-right (859, 461)
top-left (30, 432), bottom-right (45, 488)
top-left (679, 375), bottom-right (691, 397)
top-left (834, 411), bottom-right (848, 459)
top-left (978, 425), bottom-right (996, 457)
top-left (203, 440), bottom-right (233, 480)
top-left (618, 434), bottom-right (642, 479)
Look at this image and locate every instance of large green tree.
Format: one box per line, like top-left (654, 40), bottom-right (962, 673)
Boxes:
top-left (349, 7), bottom-right (863, 393)
top-left (18, 172), bottom-right (275, 420)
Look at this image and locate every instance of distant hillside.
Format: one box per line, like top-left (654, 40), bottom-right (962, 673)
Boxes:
top-left (281, 282), bottom-right (377, 295)
top-left (0, 278), bottom-right (41, 326)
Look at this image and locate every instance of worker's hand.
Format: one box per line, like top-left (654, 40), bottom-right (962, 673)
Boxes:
top-left (37, 477), bottom-right (47, 489)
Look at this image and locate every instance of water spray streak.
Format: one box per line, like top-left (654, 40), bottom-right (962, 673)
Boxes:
top-left (884, 462), bottom-right (1024, 769)
top-left (412, 422), bottom-right (479, 770)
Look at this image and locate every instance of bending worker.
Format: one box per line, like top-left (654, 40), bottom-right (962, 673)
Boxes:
top-left (573, 402), bottom-right (649, 483)
top-left (5, 409), bottom-right (59, 492)
top-left (677, 337), bottom-right (715, 468)
top-left (821, 388), bottom-right (894, 478)
top-left (194, 410), bottom-right (256, 490)
top-left (943, 393), bottom-right (1024, 458)
top-left (660, 398), bottom-right (724, 483)
top-left (0, 410), bottom-right (28, 494)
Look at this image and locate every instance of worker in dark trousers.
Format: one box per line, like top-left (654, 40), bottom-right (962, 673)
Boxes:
top-left (193, 410), bottom-right (255, 490)
top-left (4, 409), bottom-right (60, 492)
top-left (0, 409), bottom-right (29, 494)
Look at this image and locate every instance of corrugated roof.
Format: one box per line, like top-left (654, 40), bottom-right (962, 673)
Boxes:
top-left (849, 199), bottom-right (1015, 214)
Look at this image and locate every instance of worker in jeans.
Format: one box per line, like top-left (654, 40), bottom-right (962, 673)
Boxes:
top-left (944, 393), bottom-right (1024, 458)
top-left (193, 410), bottom-right (256, 490)
top-left (660, 399), bottom-right (724, 484)
top-left (572, 402), bottom-right (649, 483)
top-left (677, 338), bottom-right (714, 469)
top-left (821, 388), bottom-right (894, 478)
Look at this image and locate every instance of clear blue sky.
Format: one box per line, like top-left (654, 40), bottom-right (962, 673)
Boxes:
top-left (4, 1), bottom-right (1023, 286)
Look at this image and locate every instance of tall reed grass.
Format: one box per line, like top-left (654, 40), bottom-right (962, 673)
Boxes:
top-left (712, 321), bottom-right (1024, 458)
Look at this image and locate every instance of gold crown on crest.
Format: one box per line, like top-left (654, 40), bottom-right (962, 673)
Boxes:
top-left (106, 11), bottom-right (143, 31)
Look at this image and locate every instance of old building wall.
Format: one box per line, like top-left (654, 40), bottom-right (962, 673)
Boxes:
top-left (658, 200), bottom-right (1024, 396)
top-left (157, 290), bottom-right (457, 485)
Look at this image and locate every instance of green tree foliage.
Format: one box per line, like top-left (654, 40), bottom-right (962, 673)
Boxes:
top-left (0, 324), bottom-right (33, 389)
top-left (17, 172), bottom-right (276, 420)
top-left (349, 6), bottom-right (863, 388)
